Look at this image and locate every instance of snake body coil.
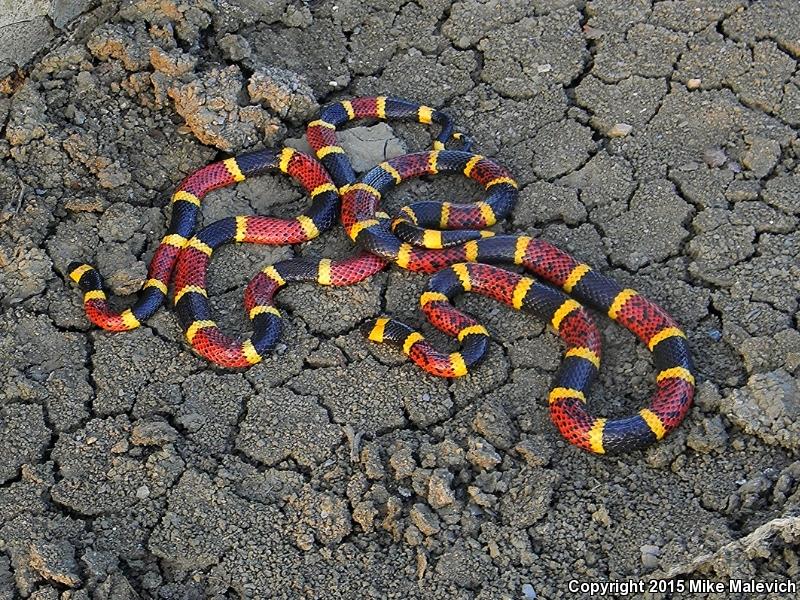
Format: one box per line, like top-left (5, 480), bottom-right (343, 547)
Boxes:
top-left (68, 96), bottom-right (694, 454)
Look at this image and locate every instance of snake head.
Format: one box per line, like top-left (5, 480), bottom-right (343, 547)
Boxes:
top-left (452, 131), bottom-right (475, 152)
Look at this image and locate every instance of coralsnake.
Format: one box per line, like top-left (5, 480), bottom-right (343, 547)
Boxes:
top-left (68, 96), bottom-right (694, 454)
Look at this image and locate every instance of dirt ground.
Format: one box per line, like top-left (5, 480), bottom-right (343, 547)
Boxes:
top-left (1, 0), bottom-right (799, 598)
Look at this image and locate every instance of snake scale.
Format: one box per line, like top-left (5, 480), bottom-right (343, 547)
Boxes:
top-left (68, 96), bottom-right (694, 455)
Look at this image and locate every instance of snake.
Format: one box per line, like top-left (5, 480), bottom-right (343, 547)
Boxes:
top-left (67, 148), bottom-right (340, 331)
top-left (68, 96), bottom-right (694, 454)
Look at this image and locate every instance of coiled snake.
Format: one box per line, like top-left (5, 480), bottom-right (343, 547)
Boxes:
top-left (68, 96), bottom-right (694, 454)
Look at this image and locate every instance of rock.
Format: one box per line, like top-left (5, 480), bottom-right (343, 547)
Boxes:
top-left (305, 342), bottom-right (347, 368)
top-left (591, 506), bottom-right (612, 527)
top-left (299, 492), bottom-right (352, 545)
top-left (522, 583), bottom-right (537, 599)
top-left (576, 75), bottom-right (666, 132)
top-left (513, 181), bottom-right (586, 228)
top-left (360, 444), bottom-right (385, 480)
top-left (178, 372), bottom-right (247, 455)
top-left (288, 357), bottom-right (449, 436)
top-left (530, 119), bottom-right (595, 179)
top-left (410, 503), bottom-right (441, 536)
top-left (168, 65), bottom-right (283, 152)
top-left (607, 122), bottom-right (633, 137)
top-left (242, 15), bottom-right (349, 95)
top-left (687, 78), bottom-right (702, 90)
top-left (0, 14), bottom-right (55, 66)
top-left (354, 46), bottom-right (476, 107)
top-left (389, 443), bottom-right (416, 480)
top-left (50, 415), bottom-right (180, 515)
top-left (731, 201), bottom-right (797, 234)
top-left (92, 572), bottom-right (140, 600)
top-left (739, 329), bottom-right (800, 375)
top-left (149, 47), bottom-right (197, 77)
top-left (434, 440), bottom-right (466, 469)
top-left (694, 381), bottom-right (723, 412)
top-left (403, 524), bottom-right (423, 546)
top-left (86, 23), bottom-right (150, 71)
top-left (703, 147), bottom-right (726, 167)
top-left (352, 501), bottom-right (378, 533)
top-left (5, 83), bottom-right (48, 146)
top-left (688, 211), bottom-right (755, 279)
top-left (0, 243), bottom-right (52, 305)
top-left (443, 0), bottom-right (532, 49)
top-left (28, 541), bottom-right (81, 588)
top-left (763, 174), bottom-right (800, 215)
top-left (641, 544), bottom-right (661, 571)
top-left (468, 485), bottom-right (496, 508)
top-left (623, 86), bottom-right (793, 180)
top-left (247, 66), bottom-right (318, 124)
top-left (0, 310), bottom-right (90, 430)
top-left (282, 4), bottom-right (312, 28)
top-left (467, 437), bottom-right (502, 470)
top-left (428, 468), bottom-right (456, 509)
top-left (479, 7), bottom-right (588, 95)
top-left (434, 541), bottom-right (496, 589)
top-left (218, 33), bottom-right (251, 61)
top-left (593, 24), bottom-right (687, 83)
top-left (558, 151), bottom-right (635, 210)
top-left (150, 470), bottom-right (300, 581)
top-left (729, 41), bottom-right (796, 114)
top-left (81, 549), bottom-right (118, 585)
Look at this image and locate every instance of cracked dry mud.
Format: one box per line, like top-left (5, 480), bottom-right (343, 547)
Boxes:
top-left (0, 0), bottom-right (799, 598)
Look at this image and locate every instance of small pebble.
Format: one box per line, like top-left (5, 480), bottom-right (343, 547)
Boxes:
top-left (389, 445), bottom-right (416, 480)
top-left (687, 78), bottom-right (702, 90)
top-left (607, 122), bottom-right (633, 138)
top-left (466, 438), bottom-right (501, 470)
top-left (640, 544), bottom-right (661, 570)
top-left (428, 469), bottom-right (456, 508)
top-left (583, 25), bottom-right (604, 39)
top-left (467, 485), bottom-right (496, 508)
top-left (642, 553), bottom-right (660, 570)
top-left (523, 583), bottom-right (537, 599)
top-left (296, 532), bottom-right (314, 551)
top-left (410, 503), bottom-right (441, 536)
top-left (703, 147), bottom-right (727, 168)
top-left (136, 485), bottom-right (150, 499)
top-left (218, 33), bottom-right (251, 61)
top-left (591, 506), bottom-right (612, 527)
top-left (110, 439), bottom-right (129, 454)
top-left (641, 544), bottom-right (661, 556)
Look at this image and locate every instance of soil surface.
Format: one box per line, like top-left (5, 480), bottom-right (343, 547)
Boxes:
top-left (1, 1), bottom-right (799, 599)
